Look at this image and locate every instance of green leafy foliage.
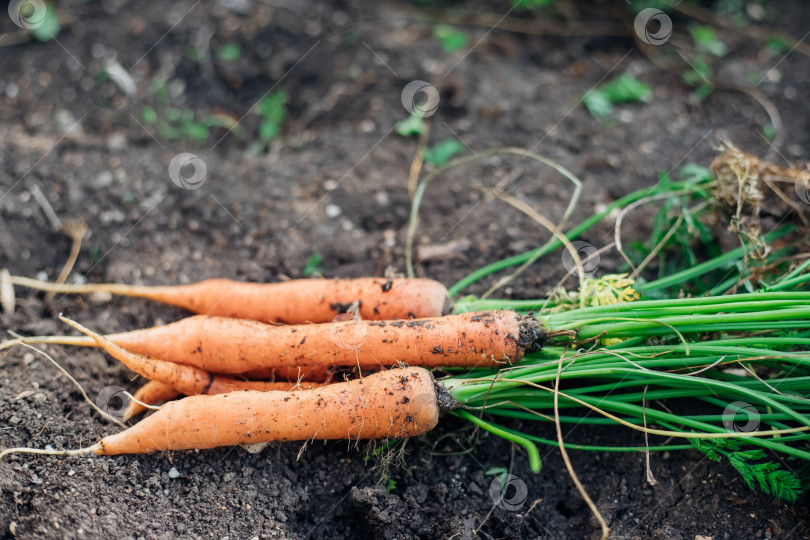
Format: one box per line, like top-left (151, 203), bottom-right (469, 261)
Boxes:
top-left (766, 35), bottom-right (791, 56)
top-left (141, 105), bottom-right (242, 143)
top-left (302, 253), bottom-right (323, 277)
top-left (583, 74), bottom-right (652, 118)
top-left (423, 138), bottom-right (464, 166)
top-left (689, 438), bottom-right (723, 461)
top-left (385, 477), bottom-right (397, 493)
top-left (728, 451), bottom-right (803, 503)
top-left (139, 77), bottom-right (247, 143)
top-left (153, 109), bottom-right (210, 141)
top-left (186, 45), bottom-right (201, 62)
top-left (216, 43), bottom-right (242, 62)
top-left (690, 438), bottom-right (803, 502)
top-left (141, 106), bottom-right (157, 124)
top-left (202, 114), bottom-right (244, 136)
top-left (484, 466), bottom-right (509, 489)
top-left (256, 90), bottom-right (288, 143)
top-left (30, 4), bottom-right (60, 42)
top-left (513, 0), bottom-right (556, 10)
top-left (689, 26), bottom-right (728, 57)
top-left (678, 163), bottom-right (713, 186)
top-left (152, 79), bottom-right (170, 105)
top-left (681, 54), bottom-right (714, 101)
top-left (433, 24), bottom-right (468, 53)
top-left (624, 166), bottom-right (717, 292)
top-left (395, 115), bottom-right (427, 137)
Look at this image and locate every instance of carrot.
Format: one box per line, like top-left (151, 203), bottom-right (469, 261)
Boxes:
top-left (31, 310), bottom-right (542, 372)
top-left (1, 367), bottom-right (443, 456)
top-left (10, 276), bottom-right (449, 323)
top-left (239, 366), bottom-right (333, 383)
top-left (105, 367), bottom-right (440, 454)
top-left (0, 338), bottom-right (332, 382)
top-left (61, 317), bottom-right (322, 396)
top-left (122, 381), bottom-right (181, 421)
top-left (0, 335), bottom-right (333, 382)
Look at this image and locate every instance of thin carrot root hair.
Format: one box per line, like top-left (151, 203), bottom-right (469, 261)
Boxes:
top-left (57, 315), bottom-right (323, 397)
top-left (122, 381), bottom-right (180, 421)
top-left (4, 333), bottom-right (127, 429)
top-left (0, 444), bottom-right (102, 461)
top-left (0, 334), bottom-right (335, 384)
top-left (0, 335), bottom-right (119, 460)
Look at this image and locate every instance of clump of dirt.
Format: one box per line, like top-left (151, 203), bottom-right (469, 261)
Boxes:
top-left (710, 141), bottom-right (810, 249)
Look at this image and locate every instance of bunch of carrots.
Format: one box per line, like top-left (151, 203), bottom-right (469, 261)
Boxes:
top-left (1, 273), bottom-right (808, 484)
top-left (1, 276), bottom-right (547, 455)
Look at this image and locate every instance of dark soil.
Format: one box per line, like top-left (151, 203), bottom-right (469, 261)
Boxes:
top-left (2, 1), bottom-right (810, 538)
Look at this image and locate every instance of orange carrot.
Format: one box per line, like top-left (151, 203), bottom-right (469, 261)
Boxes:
top-left (1, 338), bottom-right (333, 382)
top-left (122, 381), bottom-right (180, 421)
top-left (10, 276), bottom-right (449, 323)
top-left (123, 373), bottom-right (330, 420)
top-left (241, 366), bottom-right (333, 383)
top-left (61, 317), bottom-right (322, 396)
top-left (51, 310), bottom-right (542, 372)
top-left (88, 367), bottom-right (441, 455)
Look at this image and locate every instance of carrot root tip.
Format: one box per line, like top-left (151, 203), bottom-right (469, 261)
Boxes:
top-left (0, 443), bottom-right (102, 460)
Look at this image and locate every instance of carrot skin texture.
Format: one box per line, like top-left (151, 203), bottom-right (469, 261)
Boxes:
top-left (205, 378), bottom-right (322, 394)
top-left (241, 366), bottom-right (332, 382)
top-left (107, 310), bottom-right (536, 372)
top-left (95, 367), bottom-right (440, 455)
top-left (123, 379), bottom-right (323, 420)
top-left (139, 278), bottom-right (448, 323)
top-left (68, 318), bottom-right (323, 396)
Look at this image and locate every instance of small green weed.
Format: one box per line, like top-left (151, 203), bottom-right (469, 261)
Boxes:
top-left (422, 138), bottom-right (464, 166)
top-left (395, 114), bottom-right (427, 137)
top-left (433, 24), bottom-right (468, 54)
top-left (583, 74), bottom-right (652, 118)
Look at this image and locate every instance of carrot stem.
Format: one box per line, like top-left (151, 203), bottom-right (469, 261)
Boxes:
top-left (454, 409), bottom-right (541, 473)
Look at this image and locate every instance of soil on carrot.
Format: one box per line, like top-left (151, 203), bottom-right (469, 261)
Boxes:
top-left (2, 1), bottom-right (810, 538)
